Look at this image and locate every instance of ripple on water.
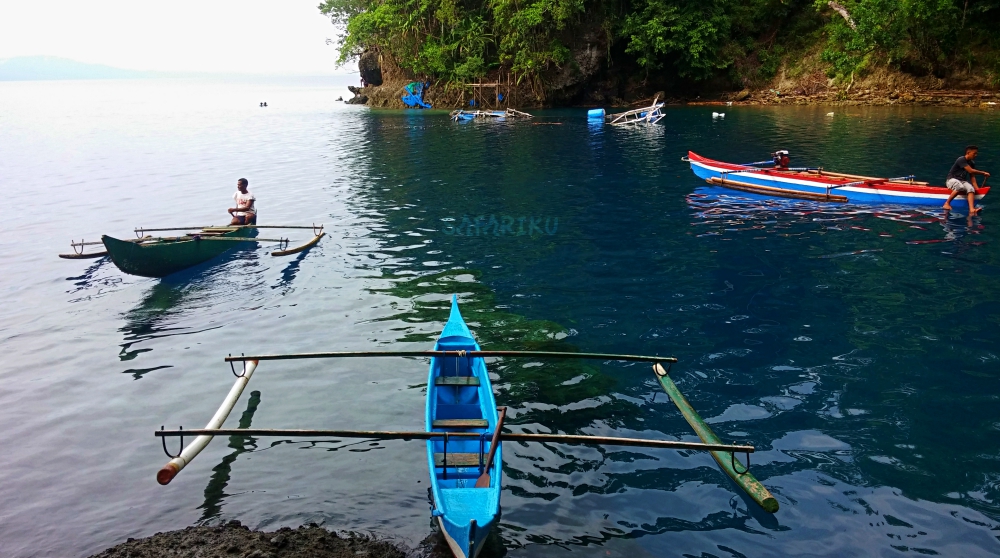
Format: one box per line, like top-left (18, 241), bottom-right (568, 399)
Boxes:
top-left (3, 94), bottom-right (1000, 557)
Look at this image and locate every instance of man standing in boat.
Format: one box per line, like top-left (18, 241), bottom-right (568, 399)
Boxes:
top-left (228, 178), bottom-right (257, 225)
top-left (944, 146), bottom-right (988, 214)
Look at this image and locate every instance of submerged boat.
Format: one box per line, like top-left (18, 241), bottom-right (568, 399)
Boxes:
top-left (606, 95), bottom-right (665, 126)
top-left (450, 108), bottom-right (532, 121)
top-left (687, 151), bottom-right (990, 205)
top-left (154, 297), bottom-right (776, 557)
top-left (102, 226), bottom-right (259, 278)
top-left (426, 298), bottom-right (501, 558)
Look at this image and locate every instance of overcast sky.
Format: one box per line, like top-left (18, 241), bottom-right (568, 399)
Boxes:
top-left (0, 1), bottom-right (352, 75)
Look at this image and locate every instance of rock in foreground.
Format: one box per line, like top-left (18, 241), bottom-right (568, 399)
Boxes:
top-left (89, 522), bottom-right (408, 558)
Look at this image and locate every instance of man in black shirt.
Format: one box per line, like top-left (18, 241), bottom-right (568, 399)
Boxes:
top-left (944, 145), bottom-right (989, 213)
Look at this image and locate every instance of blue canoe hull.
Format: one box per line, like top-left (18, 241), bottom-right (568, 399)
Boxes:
top-left (426, 296), bottom-right (501, 558)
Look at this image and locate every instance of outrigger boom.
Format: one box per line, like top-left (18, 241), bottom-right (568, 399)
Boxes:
top-left (156, 428), bottom-right (754, 454)
top-left (223, 350), bottom-right (678, 363)
top-left (157, 345), bottom-right (777, 515)
top-left (135, 224), bottom-right (324, 234)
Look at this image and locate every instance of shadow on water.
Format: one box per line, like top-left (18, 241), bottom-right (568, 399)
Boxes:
top-left (271, 249), bottom-right (311, 294)
top-left (118, 248), bottom-right (264, 379)
top-left (198, 391), bottom-right (262, 522)
top-left (65, 256), bottom-right (124, 301)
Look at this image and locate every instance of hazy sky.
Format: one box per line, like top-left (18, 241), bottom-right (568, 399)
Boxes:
top-left (0, 1), bottom-right (352, 75)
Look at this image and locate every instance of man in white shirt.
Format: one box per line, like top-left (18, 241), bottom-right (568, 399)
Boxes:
top-left (228, 178), bottom-right (257, 225)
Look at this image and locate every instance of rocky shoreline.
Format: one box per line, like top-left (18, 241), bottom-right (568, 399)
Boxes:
top-left (720, 89), bottom-right (1000, 107)
top-left (87, 522), bottom-right (434, 558)
top-left (345, 80), bottom-right (1000, 109)
top-left (344, 50), bottom-right (1000, 110)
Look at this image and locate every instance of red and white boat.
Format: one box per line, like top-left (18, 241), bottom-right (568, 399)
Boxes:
top-left (686, 151), bottom-right (988, 206)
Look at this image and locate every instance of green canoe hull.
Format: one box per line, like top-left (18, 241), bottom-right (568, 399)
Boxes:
top-left (102, 228), bottom-right (257, 278)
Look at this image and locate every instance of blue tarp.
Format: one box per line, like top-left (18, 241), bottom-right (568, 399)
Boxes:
top-left (401, 81), bottom-right (432, 109)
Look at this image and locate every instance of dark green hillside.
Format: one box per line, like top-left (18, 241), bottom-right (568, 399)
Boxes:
top-left (320, 0), bottom-right (1000, 104)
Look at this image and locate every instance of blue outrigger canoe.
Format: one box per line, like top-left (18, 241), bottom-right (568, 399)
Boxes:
top-left (155, 300), bottom-right (780, 557)
top-left (426, 296), bottom-right (501, 558)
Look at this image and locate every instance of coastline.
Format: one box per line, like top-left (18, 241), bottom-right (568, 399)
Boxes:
top-left (347, 82), bottom-right (1000, 109)
top-left (344, 56), bottom-right (1000, 109)
top-left (714, 89), bottom-right (1000, 108)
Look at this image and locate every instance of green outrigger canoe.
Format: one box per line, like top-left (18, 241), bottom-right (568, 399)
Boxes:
top-left (102, 227), bottom-right (259, 278)
top-left (61, 224), bottom-right (325, 277)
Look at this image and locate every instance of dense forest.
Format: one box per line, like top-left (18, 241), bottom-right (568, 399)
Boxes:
top-left (319, 0), bottom-right (1000, 101)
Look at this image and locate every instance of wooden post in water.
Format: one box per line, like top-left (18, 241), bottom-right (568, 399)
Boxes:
top-left (652, 363), bottom-right (779, 513)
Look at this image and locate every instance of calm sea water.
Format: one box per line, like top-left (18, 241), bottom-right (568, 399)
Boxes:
top-left (2, 79), bottom-right (1000, 557)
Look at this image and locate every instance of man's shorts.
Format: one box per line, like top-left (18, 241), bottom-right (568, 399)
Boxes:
top-left (947, 178), bottom-right (975, 194)
top-left (234, 213), bottom-right (257, 225)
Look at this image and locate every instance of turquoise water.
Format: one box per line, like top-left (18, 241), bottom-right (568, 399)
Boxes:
top-left (2, 79), bottom-right (999, 557)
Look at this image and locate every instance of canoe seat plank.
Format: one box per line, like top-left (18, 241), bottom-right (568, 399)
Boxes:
top-left (434, 453), bottom-right (481, 468)
top-left (433, 419), bottom-right (488, 428)
top-left (435, 376), bottom-right (480, 386)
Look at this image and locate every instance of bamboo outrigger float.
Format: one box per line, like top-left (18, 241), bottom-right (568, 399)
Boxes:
top-left (60, 224), bottom-right (325, 277)
top-left (155, 296), bottom-right (777, 557)
top-left (607, 95), bottom-right (665, 126)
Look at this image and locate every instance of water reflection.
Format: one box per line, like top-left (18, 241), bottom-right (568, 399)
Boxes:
top-left (272, 250), bottom-right (310, 295)
top-left (117, 249), bottom-right (265, 379)
top-left (686, 188), bottom-right (986, 246)
top-left (65, 256), bottom-right (122, 302)
top-left (199, 390), bottom-right (261, 522)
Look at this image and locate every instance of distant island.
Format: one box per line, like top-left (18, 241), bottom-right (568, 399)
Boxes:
top-left (0, 56), bottom-right (159, 81)
top-left (0, 56), bottom-right (353, 83)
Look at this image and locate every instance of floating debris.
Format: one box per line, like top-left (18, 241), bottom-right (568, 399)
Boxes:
top-left (814, 249), bottom-right (883, 259)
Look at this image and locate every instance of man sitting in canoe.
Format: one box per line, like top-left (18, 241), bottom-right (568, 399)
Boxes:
top-left (228, 178), bottom-right (257, 225)
top-left (944, 146), bottom-right (988, 213)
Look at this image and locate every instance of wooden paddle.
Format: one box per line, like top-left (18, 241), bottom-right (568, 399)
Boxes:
top-left (475, 406), bottom-right (507, 488)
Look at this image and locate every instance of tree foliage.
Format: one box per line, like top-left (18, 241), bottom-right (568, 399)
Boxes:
top-left (819, 0), bottom-right (1000, 78)
top-left (319, 0), bottom-right (1000, 86)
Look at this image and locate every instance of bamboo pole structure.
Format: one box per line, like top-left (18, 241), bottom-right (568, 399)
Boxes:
top-left (708, 177), bottom-right (848, 203)
top-left (271, 233), bottom-right (325, 256)
top-left (223, 350), bottom-right (677, 364)
top-left (60, 236), bottom-right (148, 258)
top-left (155, 428), bottom-right (755, 454)
top-left (807, 169), bottom-right (930, 185)
top-left (609, 96), bottom-right (664, 126)
top-left (652, 364), bottom-right (779, 513)
top-left (186, 236), bottom-right (287, 243)
top-left (156, 359), bottom-right (259, 485)
top-left (135, 225), bottom-right (322, 233)
top-left (58, 251), bottom-right (107, 259)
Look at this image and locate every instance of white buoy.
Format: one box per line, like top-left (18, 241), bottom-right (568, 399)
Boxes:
top-left (712, 112), bottom-right (725, 118)
top-left (826, 112), bottom-right (835, 117)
